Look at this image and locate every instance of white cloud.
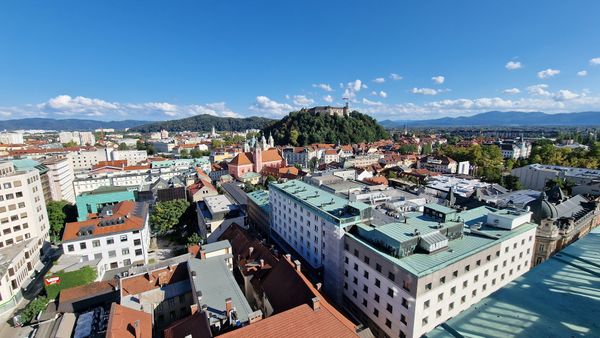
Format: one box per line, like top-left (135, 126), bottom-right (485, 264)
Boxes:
top-left (323, 95), bottom-right (333, 103)
top-left (503, 88), bottom-right (521, 95)
top-left (432, 76), bottom-right (445, 84)
top-left (362, 98), bottom-right (383, 106)
top-left (379, 91), bottom-right (387, 98)
top-left (553, 90), bottom-right (579, 101)
top-left (350, 79), bottom-right (362, 92)
top-left (505, 61), bottom-right (523, 70)
top-left (20, 94), bottom-right (243, 120)
top-left (312, 83), bottom-right (333, 92)
top-left (537, 68), bottom-right (560, 79)
top-left (389, 73), bottom-right (403, 80)
top-left (292, 95), bottom-right (314, 106)
top-left (373, 77), bottom-right (385, 84)
top-left (250, 96), bottom-right (293, 116)
top-left (527, 84), bottom-right (551, 96)
top-left (577, 70), bottom-right (588, 77)
top-left (411, 87), bottom-right (440, 96)
top-left (590, 57), bottom-right (600, 65)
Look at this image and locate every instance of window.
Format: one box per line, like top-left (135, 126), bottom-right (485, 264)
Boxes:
top-left (354, 249), bottom-right (359, 257)
top-left (107, 238), bottom-right (114, 245)
top-left (450, 286), bottom-right (456, 295)
top-left (120, 235), bottom-right (127, 242)
top-left (463, 281), bottom-right (468, 288)
top-left (363, 271), bottom-right (369, 279)
top-left (135, 249), bottom-right (142, 256)
top-left (436, 309), bottom-right (442, 318)
top-left (483, 283), bottom-right (487, 291)
top-left (449, 302), bottom-right (454, 310)
top-left (386, 303), bottom-right (393, 314)
top-left (461, 295), bottom-right (466, 303)
top-left (472, 289), bottom-right (477, 297)
top-left (352, 290), bottom-right (357, 298)
top-left (67, 244), bottom-right (74, 252)
top-left (344, 282), bottom-right (348, 290)
top-left (373, 308), bottom-right (379, 317)
top-left (422, 317), bottom-right (428, 325)
top-left (374, 294), bottom-right (380, 303)
top-left (353, 263), bottom-right (358, 271)
top-left (401, 314), bottom-right (407, 325)
top-left (453, 270), bottom-right (458, 277)
top-left (79, 242), bottom-right (87, 250)
top-left (424, 300), bottom-right (430, 309)
top-left (402, 297), bottom-right (408, 309)
top-left (363, 255), bottom-right (370, 264)
top-left (375, 263), bottom-right (382, 272)
top-left (476, 259), bottom-right (481, 266)
top-left (465, 265), bottom-right (470, 272)
top-left (385, 319), bottom-right (392, 328)
top-left (487, 255), bottom-right (491, 261)
top-left (92, 240), bottom-right (100, 247)
top-left (134, 239), bottom-right (141, 246)
top-left (363, 285), bottom-right (368, 293)
top-left (388, 272), bottom-right (396, 282)
top-left (362, 298), bottom-right (368, 307)
top-left (375, 278), bottom-right (381, 288)
top-left (122, 248), bottom-right (130, 255)
top-left (108, 250), bottom-right (116, 258)
top-left (425, 283), bottom-right (432, 290)
top-left (438, 293), bottom-right (444, 301)
top-left (387, 287), bottom-right (394, 297)
top-left (94, 253), bottom-right (102, 260)
top-left (440, 276), bottom-right (446, 284)
top-left (344, 257), bottom-right (349, 264)
top-left (402, 280), bottom-right (410, 291)
top-left (353, 277), bottom-right (358, 285)
top-left (474, 275), bottom-right (479, 282)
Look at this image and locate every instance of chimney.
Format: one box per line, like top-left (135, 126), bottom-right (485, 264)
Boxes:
top-left (190, 303), bottom-right (199, 315)
top-left (259, 259), bottom-right (264, 268)
top-left (284, 254), bottom-right (291, 262)
top-left (146, 272), bottom-right (153, 283)
top-left (249, 247), bottom-right (254, 257)
top-left (132, 320), bottom-right (141, 338)
top-left (293, 260), bottom-right (301, 272)
top-left (225, 297), bottom-right (233, 319)
top-left (315, 282), bottom-right (322, 291)
top-left (311, 297), bottom-right (321, 311)
top-left (200, 250), bottom-right (206, 260)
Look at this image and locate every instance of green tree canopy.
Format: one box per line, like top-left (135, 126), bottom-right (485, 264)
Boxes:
top-left (150, 200), bottom-right (190, 236)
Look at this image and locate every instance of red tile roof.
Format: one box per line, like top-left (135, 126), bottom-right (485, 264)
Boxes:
top-left (120, 263), bottom-right (189, 297)
top-left (62, 201), bottom-right (146, 242)
top-left (58, 279), bottom-right (118, 304)
top-left (106, 303), bottom-right (152, 338)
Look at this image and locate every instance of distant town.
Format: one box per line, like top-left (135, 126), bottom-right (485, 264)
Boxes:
top-left (0, 105), bottom-right (598, 338)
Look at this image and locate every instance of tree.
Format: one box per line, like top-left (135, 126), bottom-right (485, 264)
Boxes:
top-left (150, 200), bottom-right (190, 236)
top-left (289, 129), bottom-right (300, 146)
top-left (190, 148), bottom-right (202, 158)
top-left (62, 140), bottom-right (78, 148)
top-left (211, 139), bottom-right (224, 149)
top-left (18, 296), bottom-right (48, 325)
top-left (503, 175), bottom-right (523, 191)
top-left (186, 233), bottom-right (203, 247)
top-left (421, 143), bottom-right (433, 155)
top-left (118, 142), bottom-right (129, 150)
top-left (46, 201), bottom-right (74, 243)
top-left (180, 149), bottom-right (190, 158)
top-left (309, 157), bottom-right (319, 172)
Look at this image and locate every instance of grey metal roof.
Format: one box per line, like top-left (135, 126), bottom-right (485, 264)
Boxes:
top-left (201, 240), bottom-right (232, 253)
top-left (187, 256), bottom-right (252, 325)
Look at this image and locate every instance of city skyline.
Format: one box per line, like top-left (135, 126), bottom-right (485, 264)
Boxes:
top-left (1, 1), bottom-right (600, 121)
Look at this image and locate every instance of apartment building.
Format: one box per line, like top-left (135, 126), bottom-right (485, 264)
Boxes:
top-left (417, 155), bottom-right (457, 174)
top-left (269, 180), bottom-right (372, 303)
top-left (343, 155), bottom-right (383, 169)
top-left (110, 149), bottom-right (148, 166)
top-left (42, 157), bottom-right (76, 203)
top-left (0, 161), bottom-right (50, 315)
top-left (0, 132), bottom-right (24, 145)
top-left (61, 201), bottom-right (150, 276)
top-left (281, 146), bottom-right (318, 169)
top-left (342, 204), bottom-right (537, 338)
top-left (196, 195), bottom-right (246, 242)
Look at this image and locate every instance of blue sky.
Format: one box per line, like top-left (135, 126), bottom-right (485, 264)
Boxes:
top-left (1, 0), bottom-right (599, 121)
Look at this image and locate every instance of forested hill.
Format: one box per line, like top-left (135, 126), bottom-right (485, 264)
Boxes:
top-left (262, 110), bottom-right (389, 146)
top-left (130, 114), bottom-right (276, 132)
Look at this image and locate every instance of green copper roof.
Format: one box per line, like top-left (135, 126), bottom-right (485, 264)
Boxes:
top-left (12, 159), bottom-right (48, 175)
top-left (350, 206), bottom-right (537, 277)
top-left (270, 180), bottom-right (371, 226)
top-left (248, 190), bottom-right (270, 214)
top-left (427, 226), bottom-right (600, 338)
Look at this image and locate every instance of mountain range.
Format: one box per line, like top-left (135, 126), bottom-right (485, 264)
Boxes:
top-left (2, 111), bottom-right (600, 131)
top-left (380, 111), bottom-right (600, 128)
top-left (0, 118), bottom-right (149, 131)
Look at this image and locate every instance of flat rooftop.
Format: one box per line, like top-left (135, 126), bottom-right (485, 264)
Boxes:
top-left (427, 226), bottom-right (600, 338)
top-left (247, 190), bottom-right (270, 214)
top-left (204, 195), bottom-right (237, 214)
top-left (270, 180), bottom-right (371, 225)
top-left (350, 206), bottom-right (537, 277)
top-left (526, 163), bottom-right (600, 178)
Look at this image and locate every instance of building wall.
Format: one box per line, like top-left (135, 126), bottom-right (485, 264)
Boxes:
top-left (343, 227), bottom-right (536, 338)
top-left (44, 159), bottom-right (76, 203)
top-left (111, 150), bottom-right (148, 166)
top-left (62, 220), bottom-right (150, 270)
top-left (0, 161), bottom-right (50, 315)
top-left (75, 190), bottom-right (136, 221)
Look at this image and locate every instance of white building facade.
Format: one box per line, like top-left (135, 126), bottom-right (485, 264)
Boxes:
top-left (0, 161), bottom-right (50, 315)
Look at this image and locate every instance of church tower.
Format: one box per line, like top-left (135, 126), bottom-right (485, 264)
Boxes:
top-left (254, 146), bottom-right (263, 173)
top-left (268, 132), bottom-right (274, 148)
